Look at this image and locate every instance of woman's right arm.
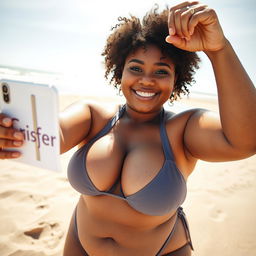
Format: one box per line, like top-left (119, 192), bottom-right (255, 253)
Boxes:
top-left (0, 100), bottom-right (92, 159)
top-left (59, 100), bottom-right (92, 154)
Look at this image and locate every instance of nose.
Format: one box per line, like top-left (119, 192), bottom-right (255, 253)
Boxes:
top-left (138, 75), bottom-right (155, 86)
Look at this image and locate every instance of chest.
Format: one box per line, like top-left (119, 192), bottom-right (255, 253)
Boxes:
top-left (86, 122), bottom-right (171, 195)
top-left (68, 114), bottom-right (188, 216)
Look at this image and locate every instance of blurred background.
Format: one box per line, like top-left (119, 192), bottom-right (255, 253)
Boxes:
top-left (0, 0), bottom-right (255, 97)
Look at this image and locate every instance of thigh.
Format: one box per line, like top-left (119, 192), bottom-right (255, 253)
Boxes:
top-left (163, 243), bottom-right (192, 256)
top-left (63, 208), bottom-right (89, 256)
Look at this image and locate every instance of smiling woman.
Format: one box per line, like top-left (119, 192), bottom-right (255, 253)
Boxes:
top-left (61, 3), bottom-right (256, 255)
top-left (0, 1), bottom-right (255, 256)
top-left (102, 11), bottom-right (200, 103)
top-left (120, 45), bottom-right (176, 115)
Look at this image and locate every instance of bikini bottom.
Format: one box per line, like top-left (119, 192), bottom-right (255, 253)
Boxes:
top-left (70, 207), bottom-right (193, 256)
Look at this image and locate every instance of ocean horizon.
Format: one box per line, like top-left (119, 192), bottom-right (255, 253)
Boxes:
top-left (0, 64), bottom-right (218, 100)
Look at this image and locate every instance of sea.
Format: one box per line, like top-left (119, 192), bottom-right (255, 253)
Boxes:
top-left (0, 64), bottom-right (218, 106)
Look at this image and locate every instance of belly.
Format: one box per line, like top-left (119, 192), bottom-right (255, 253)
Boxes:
top-left (75, 195), bottom-right (188, 256)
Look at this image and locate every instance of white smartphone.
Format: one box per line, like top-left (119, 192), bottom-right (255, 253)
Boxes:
top-left (0, 79), bottom-right (61, 172)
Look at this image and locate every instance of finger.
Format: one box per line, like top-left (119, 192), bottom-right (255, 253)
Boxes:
top-left (0, 150), bottom-right (21, 159)
top-left (0, 114), bottom-right (13, 127)
top-left (173, 9), bottom-right (183, 38)
top-left (173, 7), bottom-right (194, 39)
top-left (168, 8), bottom-right (175, 35)
top-left (188, 7), bottom-right (216, 36)
top-left (165, 34), bottom-right (187, 50)
top-left (170, 1), bottom-right (200, 11)
top-left (169, 1), bottom-right (199, 36)
top-left (0, 138), bottom-right (24, 148)
top-left (0, 126), bottom-right (24, 140)
top-left (180, 4), bottom-right (208, 39)
top-left (179, 8), bottom-right (192, 39)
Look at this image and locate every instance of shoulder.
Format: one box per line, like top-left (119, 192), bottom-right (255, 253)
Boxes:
top-left (59, 99), bottom-right (120, 152)
top-left (60, 99), bottom-right (120, 122)
top-left (164, 107), bottom-right (206, 127)
top-left (87, 100), bottom-right (120, 119)
top-left (82, 100), bottom-right (121, 141)
top-left (163, 107), bottom-right (210, 175)
top-left (164, 107), bottom-right (216, 146)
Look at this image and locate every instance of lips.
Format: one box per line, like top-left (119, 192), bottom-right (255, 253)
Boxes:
top-left (133, 90), bottom-right (157, 98)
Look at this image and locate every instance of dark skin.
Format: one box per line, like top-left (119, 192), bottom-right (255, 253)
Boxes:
top-left (0, 2), bottom-right (255, 255)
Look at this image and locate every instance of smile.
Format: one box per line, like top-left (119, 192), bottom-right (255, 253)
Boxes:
top-left (134, 90), bottom-right (157, 98)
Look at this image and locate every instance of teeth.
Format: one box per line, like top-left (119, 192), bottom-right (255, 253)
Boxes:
top-left (135, 90), bottom-right (156, 97)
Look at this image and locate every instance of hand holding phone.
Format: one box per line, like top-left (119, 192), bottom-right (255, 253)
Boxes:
top-left (0, 79), bottom-right (61, 172)
top-left (0, 113), bottom-right (24, 158)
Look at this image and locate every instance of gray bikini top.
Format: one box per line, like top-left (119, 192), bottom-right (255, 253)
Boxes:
top-left (67, 105), bottom-right (187, 216)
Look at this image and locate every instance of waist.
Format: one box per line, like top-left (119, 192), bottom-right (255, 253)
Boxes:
top-left (76, 195), bottom-right (189, 255)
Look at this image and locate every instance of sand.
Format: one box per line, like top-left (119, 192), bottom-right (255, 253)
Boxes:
top-left (0, 94), bottom-right (255, 256)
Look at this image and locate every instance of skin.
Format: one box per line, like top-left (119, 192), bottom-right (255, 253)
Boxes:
top-left (1, 2), bottom-right (255, 255)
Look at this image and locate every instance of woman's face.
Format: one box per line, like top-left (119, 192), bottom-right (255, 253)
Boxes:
top-left (121, 44), bottom-right (176, 115)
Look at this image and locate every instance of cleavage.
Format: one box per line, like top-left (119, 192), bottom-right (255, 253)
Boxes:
top-left (85, 122), bottom-right (165, 196)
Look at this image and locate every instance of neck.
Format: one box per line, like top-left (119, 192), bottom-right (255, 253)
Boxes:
top-left (124, 104), bottom-right (163, 123)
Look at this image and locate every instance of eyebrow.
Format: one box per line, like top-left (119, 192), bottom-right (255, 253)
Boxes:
top-left (128, 58), bottom-right (172, 69)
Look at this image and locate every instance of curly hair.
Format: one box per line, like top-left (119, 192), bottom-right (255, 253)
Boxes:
top-left (102, 6), bottom-right (200, 102)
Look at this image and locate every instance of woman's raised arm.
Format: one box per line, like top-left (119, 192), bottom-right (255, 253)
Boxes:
top-left (166, 2), bottom-right (256, 161)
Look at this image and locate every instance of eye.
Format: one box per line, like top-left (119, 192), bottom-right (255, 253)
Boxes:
top-left (155, 69), bottom-right (169, 75)
top-left (129, 66), bottom-right (142, 73)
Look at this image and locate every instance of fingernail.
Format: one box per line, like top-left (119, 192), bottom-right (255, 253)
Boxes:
top-left (165, 35), bottom-right (173, 43)
top-left (3, 118), bottom-right (11, 126)
top-left (13, 141), bottom-right (22, 146)
top-left (169, 28), bottom-right (174, 35)
top-left (12, 152), bottom-right (21, 158)
top-left (14, 132), bottom-right (23, 140)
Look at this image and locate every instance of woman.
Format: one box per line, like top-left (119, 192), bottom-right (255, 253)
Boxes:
top-left (0, 2), bottom-right (255, 255)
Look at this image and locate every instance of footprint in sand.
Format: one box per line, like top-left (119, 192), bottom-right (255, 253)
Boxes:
top-left (23, 222), bottom-right (64, 249)
top-left (209, 208), bottom-right (226, 222)
top-left (24, 226), bottom-right (44, 239)
top-left (36, 204), bottom-right (49, 210)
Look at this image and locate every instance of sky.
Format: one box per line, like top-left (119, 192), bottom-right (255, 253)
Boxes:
top-left (0, 0), bottom-right (255, 95)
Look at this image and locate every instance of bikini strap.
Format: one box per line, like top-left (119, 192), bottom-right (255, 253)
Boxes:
top-left (160, 108), bottom-right (175, 161)
top-left (178, 207), bottom-right (194, 251)
top-left (155, 210), bottom-right (179, 256)
top-left (155, 207), bottom-right (194, 256)
top-left (88, 104), bottom-right (126, 145)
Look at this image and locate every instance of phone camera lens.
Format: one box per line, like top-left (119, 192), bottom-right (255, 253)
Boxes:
top-left (2, 84), bottom-right (9, 93)
top-left (3, 94), bottom-right (10, 103)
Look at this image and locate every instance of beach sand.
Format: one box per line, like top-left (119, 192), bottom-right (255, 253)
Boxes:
top-left (0, 94), bottom-right (255, 256)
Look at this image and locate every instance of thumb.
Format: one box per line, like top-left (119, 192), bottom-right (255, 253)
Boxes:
top-left (165, 35), bottom-right (185, 48)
